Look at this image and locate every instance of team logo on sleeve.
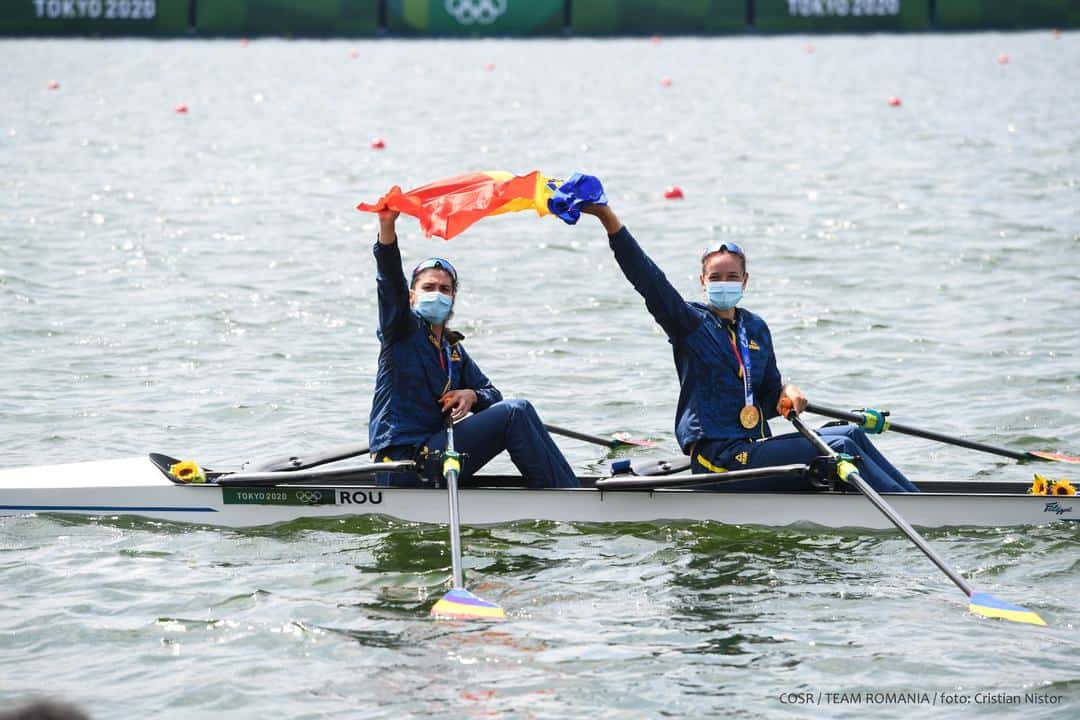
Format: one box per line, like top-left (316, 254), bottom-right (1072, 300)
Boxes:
top-left (735, 451), bottom-right (749, 465)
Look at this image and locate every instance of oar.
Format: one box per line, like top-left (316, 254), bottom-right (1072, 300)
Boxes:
top-left (248, 424), bottom-right (652, 473)
top-left (807, 403), bottom-right (1080, 464)
top-left (783, 401), bottom-right (1046, 626)
top-left (249, 424), bottom-right (651, 473)
top-left (249, 441), bottom-right (371, 472)
top-left (430, 417), bottom-right (505, 621)
top-left (543, 424), bottom-right (656, 449)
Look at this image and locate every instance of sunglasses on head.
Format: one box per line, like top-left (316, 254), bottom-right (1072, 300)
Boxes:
top-left (411, 257), bottom-right (458, 286)
top-left (700, 242), bottom-right (746, 263)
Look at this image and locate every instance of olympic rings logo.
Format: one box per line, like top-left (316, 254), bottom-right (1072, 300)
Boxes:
top-left (445, 0), bottom-right (508, 25)
top-left (293, 490), bottom-right (325, 505)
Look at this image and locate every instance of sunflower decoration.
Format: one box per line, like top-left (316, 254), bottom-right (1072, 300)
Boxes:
top-left (1050, 479), bottom-right (1076, 496)
top-left (1028, 474), bottom-right (1049, 495)
top-left (169, 459), bottom-right (206, 484)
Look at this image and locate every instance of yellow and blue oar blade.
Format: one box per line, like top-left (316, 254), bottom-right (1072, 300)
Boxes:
top-left (969, 592), bottom-right (1046, 627)
top-left (431, 588), bottom-right (506, 621)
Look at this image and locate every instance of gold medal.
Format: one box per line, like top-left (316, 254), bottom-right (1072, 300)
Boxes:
top-left (739, 405), bottom-right (760, 429)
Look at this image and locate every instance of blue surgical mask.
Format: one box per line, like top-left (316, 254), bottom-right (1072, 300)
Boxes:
top-left (415, 291), bottom-right (453, 325)
top-left (706, 281), bottom-right (743, 310)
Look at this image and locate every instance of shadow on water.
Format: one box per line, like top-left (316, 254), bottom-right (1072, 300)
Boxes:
top-left (316, 609), bottom-right (520, 651)
top-left (230, 514), bottom-right (408, 538)
top-left (317, 625), bottom-right (413, 648)
top-left (39, 512), bottom-right (204, 534)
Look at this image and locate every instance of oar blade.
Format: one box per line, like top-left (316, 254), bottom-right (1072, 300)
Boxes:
top-left (1029, 450), bottom-right (1080, 465)
top-left (968, 592), bottom-right (1046, 627)
top-left (431, 588), bottom-right (506, 621)
top-left (611, 432), bottom-right (657, 448)
top-left (543, 424), bottom-right (658, 450)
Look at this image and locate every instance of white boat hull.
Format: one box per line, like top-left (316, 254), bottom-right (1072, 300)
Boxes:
top-left (0, 457), bottom-right (1076, 530)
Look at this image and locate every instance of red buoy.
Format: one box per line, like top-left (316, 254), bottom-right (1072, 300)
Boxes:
top-left (804, 44), bottom-right (816, 54)
top-left (484, 63), bottom-right (495, 71)
top-left (887, 96), bottom-right (902, 107)
top-left (174, 103), bottom-right (189, 114)
top-left (371, 137), bottom-right (386, 150)
top-left (1052, 29), bottom-right (1061, 38)
top-left (240, 38), bottom-right (249, 47)
top-left (663, 186), bottom-right (684, 200)
top-left (997, 54), bottom-right (1010, 64)
top-left (47, 80), bottom-right (60, 91)
top-left (660, 77), bottom-right (673, 87)
top-left (650, 35), bottom-right (661, 45)
top-left (350, 49), bottom-right (359, 59)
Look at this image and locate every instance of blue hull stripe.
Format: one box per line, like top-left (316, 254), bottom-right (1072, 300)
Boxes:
top-left (0, 505), bottom-right (218, 513)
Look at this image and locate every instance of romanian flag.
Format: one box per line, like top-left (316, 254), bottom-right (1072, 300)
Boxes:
top-left (357, 170), bottom-right (606, 240)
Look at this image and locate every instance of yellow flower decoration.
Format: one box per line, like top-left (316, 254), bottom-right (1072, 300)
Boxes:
top-left (1028, 474), bottom-right (1049, 495)
top-left (169, 459), bottom-right (206, 484)
top-left (1050, 479), bottom-right (1076, 496)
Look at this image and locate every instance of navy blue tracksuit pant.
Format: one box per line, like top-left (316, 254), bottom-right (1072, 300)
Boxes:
top-left (691, 424), bottom-right (920, 493)
top-left (374, 399), bottom-right (579, 489)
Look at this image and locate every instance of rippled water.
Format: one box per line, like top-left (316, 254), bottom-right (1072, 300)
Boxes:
top-left (2, 33), bottom-right (1079, 718)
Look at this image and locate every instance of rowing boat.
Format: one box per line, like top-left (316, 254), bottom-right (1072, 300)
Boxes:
top-left (0, 452), bottom-right (1074, 530)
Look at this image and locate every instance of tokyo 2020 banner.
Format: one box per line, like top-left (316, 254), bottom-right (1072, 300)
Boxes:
top-left (386, 0), bottom-right (564, 35)
top-left (0, 0), bottom-right (189, 34)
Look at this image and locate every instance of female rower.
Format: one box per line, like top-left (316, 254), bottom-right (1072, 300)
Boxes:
top-left (368, 210), bottom-right (578, 488)
top-left (578, 203), bottom-right (918, 493)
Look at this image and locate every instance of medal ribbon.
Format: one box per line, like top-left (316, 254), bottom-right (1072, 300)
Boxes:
top-left (433, 331), bottom-right (455, 392)
top-left (727, 321), bottom-right (754, 411)
top-left (443, 342), bottom-right (455, 389)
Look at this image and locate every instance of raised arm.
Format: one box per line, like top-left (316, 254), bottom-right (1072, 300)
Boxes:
top-left (581, 206), bottom-right (700, 339)
top-left (377, 211), bottom-right (399, 247)
top-left (373, 211), bottom-right (413, 342)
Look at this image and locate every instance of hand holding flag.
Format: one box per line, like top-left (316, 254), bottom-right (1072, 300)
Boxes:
top-left (357, 171), bottom-right (606, 240)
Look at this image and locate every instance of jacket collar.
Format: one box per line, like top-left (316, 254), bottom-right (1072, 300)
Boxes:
top-left (690, 302), bottom-right (743, 327)
top-left (419, 316), bottom-right (465, 348)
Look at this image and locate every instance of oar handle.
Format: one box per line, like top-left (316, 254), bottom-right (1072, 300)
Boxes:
top-left (782, 403), bottom-right (975, 598)
top-left (806, 403), bottom-right (1030, 462)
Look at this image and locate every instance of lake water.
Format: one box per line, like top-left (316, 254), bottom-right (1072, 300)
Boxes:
top-left (1, 32), bottom-right (1078, 718)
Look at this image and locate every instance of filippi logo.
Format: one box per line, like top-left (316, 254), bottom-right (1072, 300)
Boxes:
top-left (1043, 502), bottom-right (1073, 516)
top-left (445, 0), bottom-right (508, 25)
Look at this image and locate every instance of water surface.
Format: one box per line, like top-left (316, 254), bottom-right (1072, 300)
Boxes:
top-left (1, 33), bottom-right (1078, 718)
